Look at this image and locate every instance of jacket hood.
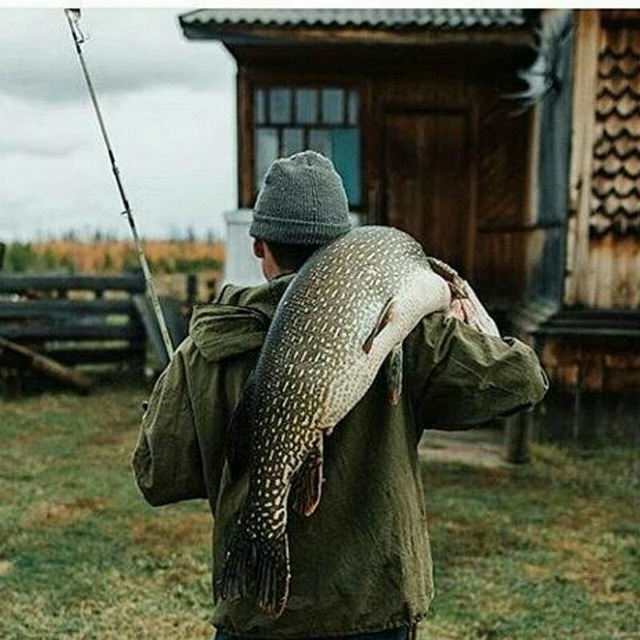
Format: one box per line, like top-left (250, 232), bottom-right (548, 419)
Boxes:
top-left (189, 275), bottom-right (294, 363)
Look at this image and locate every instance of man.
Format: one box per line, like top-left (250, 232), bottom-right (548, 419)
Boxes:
top-left (132, 150), bottom-right (548, 639)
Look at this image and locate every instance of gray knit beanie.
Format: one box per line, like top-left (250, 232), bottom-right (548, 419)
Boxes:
top-left (250, 150), bottom-right (351, 245)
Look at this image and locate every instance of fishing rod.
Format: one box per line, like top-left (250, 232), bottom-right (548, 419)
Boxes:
top-left (63, 8), bottom-right (174, 361)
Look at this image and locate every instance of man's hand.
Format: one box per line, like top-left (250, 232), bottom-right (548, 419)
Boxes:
top-left (427, 257), bottom-right (500, 337)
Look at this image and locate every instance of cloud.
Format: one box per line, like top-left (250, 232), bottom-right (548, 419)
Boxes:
top-left (0, 84), bottom-right (237, 241)
top-left (0, 95), bottom-right (86, 157)
top-left (0, 8), bottom-right (239, 241)
top-left (0, 8), bottom-right (236, 103)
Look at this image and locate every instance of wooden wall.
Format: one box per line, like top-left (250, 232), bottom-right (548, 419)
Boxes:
top-left (566, 10), bottom-right (640, 309)
top-left (527, 12), bottom-right (640, 446)
top-left (538, 334), bottom-right (640, 444)
top-left (234, 43), bottom-right (533, 309)
top-left (542, 338), bottom-right (640, 391)
top-left (368, 62), bottom-right (532, 306)
top-left (529, 11), bottom-right (574, 307)
top-left (577, 235), bottom-right (640, 307)
top-left (367, 61), bottom-right (532, 307)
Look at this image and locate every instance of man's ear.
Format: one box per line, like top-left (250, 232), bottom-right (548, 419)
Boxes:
top-left (253, 238), bottom-right (265, 259)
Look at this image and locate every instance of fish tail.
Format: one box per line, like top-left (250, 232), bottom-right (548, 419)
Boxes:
top-left (220, 524), bottom-right (291, 617)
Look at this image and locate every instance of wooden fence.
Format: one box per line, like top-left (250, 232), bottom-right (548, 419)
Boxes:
top-left (0, 273), bottom-right (147, 370)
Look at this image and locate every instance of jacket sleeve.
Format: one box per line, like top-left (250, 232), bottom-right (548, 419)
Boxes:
top-left (132, 343), bottom-right (207, 507)
top-left (406, 313), bottom-right (549, 430)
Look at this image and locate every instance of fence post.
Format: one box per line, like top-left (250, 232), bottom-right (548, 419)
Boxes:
top-left (504, 411), bottom-right (533, 464)
top-left (186, 274), bottom-right (197, 306)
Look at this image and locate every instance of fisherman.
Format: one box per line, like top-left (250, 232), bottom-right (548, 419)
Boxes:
top-left (132, 150), bottom-right (548, 640)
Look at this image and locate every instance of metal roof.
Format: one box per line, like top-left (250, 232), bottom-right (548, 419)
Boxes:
top-left (179, 9), bottom-right (532, 32)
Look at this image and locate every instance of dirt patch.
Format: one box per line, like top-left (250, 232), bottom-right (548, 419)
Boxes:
top-left (130, 511), bottom-right (210, 556)
top-left (553, 502), bottom-right (616, 532)
top-left (525, 528), bottom-right (637, 604)
top-left (88, 431), bottom-right (130, 446)
top-left (420, 429), bottom-right (510, 469)
top-left (22, 497), bottom-right (111, 528)
top-left (0, 560), bottom-right (13, 576)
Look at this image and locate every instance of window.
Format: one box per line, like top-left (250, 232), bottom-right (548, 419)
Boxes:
top-left (253, 86), bottom-right (361, 207)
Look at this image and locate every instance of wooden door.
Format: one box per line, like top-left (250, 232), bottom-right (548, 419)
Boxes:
top-left (383, 110), bottom-right (474, 274)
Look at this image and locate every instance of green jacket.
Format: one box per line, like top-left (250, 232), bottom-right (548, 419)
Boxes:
top-left (132, 275), bottom-right (548, 638)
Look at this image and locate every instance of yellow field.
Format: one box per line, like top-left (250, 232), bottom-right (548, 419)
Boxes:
top-left (28, 240), bottom-right (225, 274)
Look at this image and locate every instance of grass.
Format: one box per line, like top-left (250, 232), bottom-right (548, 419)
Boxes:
top-left (0, 385), bottom-right (638, 639)
top-left (422, 448), bottom-right (640, 640)
top-left (0, 384), bottom-right (212, 639)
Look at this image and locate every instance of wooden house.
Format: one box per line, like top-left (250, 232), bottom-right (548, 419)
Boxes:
top-left (179, 9), bottom-right (639, 443)
top-left (535, 10), bottom-right (640, 442)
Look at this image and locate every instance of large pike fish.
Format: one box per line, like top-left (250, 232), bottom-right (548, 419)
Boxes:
top-left (220, 225), bottom-right (496, 616)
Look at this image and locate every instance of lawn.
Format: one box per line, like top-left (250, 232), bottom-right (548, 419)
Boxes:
top-left (0, 384), bottom-right (638, 639)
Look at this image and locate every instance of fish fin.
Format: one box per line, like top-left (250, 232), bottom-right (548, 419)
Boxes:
top-left (385, 343), bottom-right (404, 406)
top-left (219, 523), bottom-right (291, 617)
top-left (227, 374), bottom-right (255, 482)
top-left (363, 297), bottom-right (396, 354)
top-left (290, 435), bottom-right (324, 517)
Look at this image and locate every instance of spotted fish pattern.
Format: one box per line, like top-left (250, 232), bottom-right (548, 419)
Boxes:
top-left (220, 225), bottom-right (453, 616)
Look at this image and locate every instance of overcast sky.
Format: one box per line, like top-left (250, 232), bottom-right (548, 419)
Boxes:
top-left (0, 8), bottom-right (237, 241)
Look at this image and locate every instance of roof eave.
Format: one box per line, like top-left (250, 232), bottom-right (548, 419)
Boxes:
top-left (179, 20), bottom-right (536, 48)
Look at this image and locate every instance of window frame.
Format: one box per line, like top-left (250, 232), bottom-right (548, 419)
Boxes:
top-left (247, 82), bottom-right (364, 212)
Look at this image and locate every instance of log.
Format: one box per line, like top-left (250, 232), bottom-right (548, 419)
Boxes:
top-left (0, 299), bottom-right (135, 318)
top-left (0, 336), bottom-right (92, 394)
top-left (0, 324), bottom-right (143, 341)
top-left (47, 345), bottom-right (145, 366)
top-left (0, 273), bottom-right (145, 295)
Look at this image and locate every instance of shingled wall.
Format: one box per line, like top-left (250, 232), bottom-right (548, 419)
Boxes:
top-left (566, 11), bottom-right (640, 309)
top-left (592, 28), bottom-right (640, 237)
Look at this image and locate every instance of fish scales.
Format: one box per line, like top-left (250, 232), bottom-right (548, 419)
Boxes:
top-left (220, 226), bottom-right (452, 616)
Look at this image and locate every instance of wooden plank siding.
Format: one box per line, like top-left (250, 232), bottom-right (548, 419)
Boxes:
top-left (566, 11), bottom-right (601, 309)
top-left (566, 11), bottom-right (640, 309)
top-left (542, 340), bottom-right (640, 392)
top-left (585, 234), bottom-right (640, 307)
top-left (475, 91), bottom-right (532, 305)
top-left (537, 11), bottom-right (640, 440)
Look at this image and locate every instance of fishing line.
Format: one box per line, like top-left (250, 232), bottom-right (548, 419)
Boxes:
top-left (64, 8), bottom-right (174, 360)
